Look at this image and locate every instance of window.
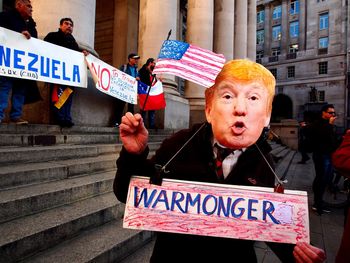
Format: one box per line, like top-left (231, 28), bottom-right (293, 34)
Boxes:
top-left (289, 21), bottom-right (299, 38)
top-left (290, 0), bottom-right (299, 15)
top-left (289, 44), bottom-right (299, 53)
top-left (270, 68), bottom-right (277, 79)
top-left (287, 66), bottom-right (295, 78)
top-left (256, 30), bottom-right (264, 44)
top-left (257, 10), bottom-right (265, 24)
top-left (272, 25), bottom-right (282, 41)
top-left (319, 37), bottom-right (328, 48)
top-left (272, 5), bottom-right (282, 20)
top-left (319, 13), bottom-right (329, 30)
top-left (318, 91), bottom-right (325, 102)
top-left (256, 50), bottom-right (264, 60)
top-left (319, 61), bottom-right (328, 74)
top-left (272, 47), bottom-right (281, 56)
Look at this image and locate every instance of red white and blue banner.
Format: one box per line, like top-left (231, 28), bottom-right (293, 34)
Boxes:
top-left (0, 27), bottom-right (87, 88)
top-left (138, 80), bottom-right (166, 111)
top-left (124, 176), bottom-right (310, 244)
top-left (153, 40), bottom-right (226, 88)
top-left (85, 54), bottom-right (138, 104)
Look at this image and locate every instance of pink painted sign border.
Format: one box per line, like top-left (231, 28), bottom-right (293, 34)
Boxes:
top-left (124, 176), bottom-right (310, 244)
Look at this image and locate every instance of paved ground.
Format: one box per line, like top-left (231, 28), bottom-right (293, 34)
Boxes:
top-left (254, 152), bottom-right (347, 263)
top-left (121, 152), bottom-right (347, 263)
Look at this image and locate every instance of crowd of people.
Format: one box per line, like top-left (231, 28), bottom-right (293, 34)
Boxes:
top-left (0, 0), bottom-right (161, 129)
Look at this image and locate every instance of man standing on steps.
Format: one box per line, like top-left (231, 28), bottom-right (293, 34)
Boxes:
top-left (44, 17), bottom-right (88, 128)
top-left (0, 0), bottom-right (39, 125)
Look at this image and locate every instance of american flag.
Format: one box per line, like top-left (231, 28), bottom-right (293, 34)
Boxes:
top-left (153, 40), bottom-right (226, 88)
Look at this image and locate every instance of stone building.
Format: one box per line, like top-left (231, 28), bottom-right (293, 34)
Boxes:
top-left (256, 0), bottom-right (349, 130)
top-left (1, 0), bottom-right (257, 128)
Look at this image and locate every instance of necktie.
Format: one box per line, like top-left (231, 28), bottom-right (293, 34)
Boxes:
top-left (214, 144), bottom-right (233, 181)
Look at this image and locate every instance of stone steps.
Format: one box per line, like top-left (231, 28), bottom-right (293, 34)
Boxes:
top-left (0, 124), bottom-right (171, 262)
top-left (0, 192), bottom-right (122, 262)
top-left (0, 170), bottom-right (115, 223)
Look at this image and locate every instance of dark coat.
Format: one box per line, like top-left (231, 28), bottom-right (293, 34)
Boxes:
top-left (44, 29), bottom-right (80, 52)
top-left (0, 8), bottom-right (37, 37)
top-left (114, 123), bottom-right (295, 263)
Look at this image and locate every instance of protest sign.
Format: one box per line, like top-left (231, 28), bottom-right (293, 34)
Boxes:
top-left (85, 54), bottom-right (137, 104)
top-left (124, 176), bottom-right (310, 244)
top-left (0, 27), bottom-right (87, 88)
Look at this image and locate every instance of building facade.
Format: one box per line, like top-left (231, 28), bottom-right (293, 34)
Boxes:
top-left (256, 0), bottom-right (349, 130)
top-left (1, 0), bottom-right (257, 128)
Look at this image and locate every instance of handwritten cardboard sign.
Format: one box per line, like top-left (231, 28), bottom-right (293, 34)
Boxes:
top-left (124, 176), bottom-right (310, 244)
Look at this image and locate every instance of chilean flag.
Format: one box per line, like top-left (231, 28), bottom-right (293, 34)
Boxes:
top-left (138, 80), bottom-right (166, 111)
top-left (153, 40), bottom-right (225, 88)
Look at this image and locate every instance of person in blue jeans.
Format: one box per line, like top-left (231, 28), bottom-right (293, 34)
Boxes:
top-left (0, 0), bottom-right (37, 125)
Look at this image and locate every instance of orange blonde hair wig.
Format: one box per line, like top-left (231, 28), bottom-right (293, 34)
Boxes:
top-left (205, 59), bottom-right (276, 112)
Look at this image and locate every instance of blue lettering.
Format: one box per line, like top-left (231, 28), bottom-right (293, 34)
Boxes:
top-left (52, 59), bottom-right (60, 79)
top-left (72, 65), bottom-right (80, 83)
top-left (62, 62), bottom-right (70, 81)
top-left (185, 193), bottom-right (201, 214)
top-left (0, 45), bottom-right (10, 67)
top-left (28, 53), bottom-right (38, 72)
top-left (170, 191), bottom-right (185, 213)
top-left (217, 197), bottom-right (231, 217)
top-left (231, 198), bottom-right (245, 218)
top-left (40, 56), bottom-right (50, 77)
top-left (133, 187), bottom-right (156, 208)
top-left (202, 194), bottom-right (217, 215)
top-left (13, 49), bottom-right (25, 70)
top-left (262, 201), bottom-right (280, 224)
top-left (152, 190), bottom-right (169, 210)
top-left (247, 199), bottom-right (258, 220)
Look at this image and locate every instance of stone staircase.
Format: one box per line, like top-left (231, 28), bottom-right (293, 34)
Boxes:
top-left (0, 125), bottom-right (298, 263)
top-left (0, 124), bottom-right (175, 263)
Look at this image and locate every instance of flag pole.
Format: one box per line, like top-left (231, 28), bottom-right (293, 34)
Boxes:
top-left (141, 29), bottom-right (172, 112)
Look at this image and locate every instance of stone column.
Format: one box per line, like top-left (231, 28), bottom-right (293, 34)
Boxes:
top-left (214, 0), bottom-right (234, 60)
top-left (263, 3), bottom-right (271, 56)
top-left (186, 0), bottom-right (214, 125)
top-left (234, 0), bottom-right (248, 58)
top-left (299, 0), bottom-right (306, 51)
top-left (138, 0), bottom-right (189, 129)
top-left (247, 0), bottom-right (256, 60)
top-left (281, 0), bottom-right (288, 54)
top-left (32, 0), bottom-right (96, 51)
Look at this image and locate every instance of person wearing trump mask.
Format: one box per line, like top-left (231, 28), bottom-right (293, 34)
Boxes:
top-left (113, 59), bottom-right (326, 263)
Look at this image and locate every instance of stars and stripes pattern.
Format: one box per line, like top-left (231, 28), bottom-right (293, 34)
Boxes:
top-left (153, 40), bottom-right (226, 88)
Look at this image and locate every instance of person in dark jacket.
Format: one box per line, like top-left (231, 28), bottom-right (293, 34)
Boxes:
top-left (0, 0), bottom-right (38, 125)
top-left (308, 104), bottom-right (338, 215)
top-left (44, 17), bottom-right (87, 128)
top-left (138, 58), bottom-right (157, 128)
top-left (114, 59), bottom-right (326, 263)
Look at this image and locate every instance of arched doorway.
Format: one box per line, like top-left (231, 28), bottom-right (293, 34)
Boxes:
top-left (271, 94), bottom-right (293, 122)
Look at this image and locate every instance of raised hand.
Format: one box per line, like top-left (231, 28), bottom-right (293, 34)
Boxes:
top-left (119, 112), bottom-right (149, 154)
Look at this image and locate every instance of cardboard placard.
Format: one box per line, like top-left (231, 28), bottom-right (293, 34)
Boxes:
top-left (124, 176), bottom-right (310, 244)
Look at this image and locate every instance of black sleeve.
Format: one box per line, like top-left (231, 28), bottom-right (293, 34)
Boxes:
top-left (113, 146), bottom-right (156, 203)
top-left (266, 241), bottom-right (295, 262)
